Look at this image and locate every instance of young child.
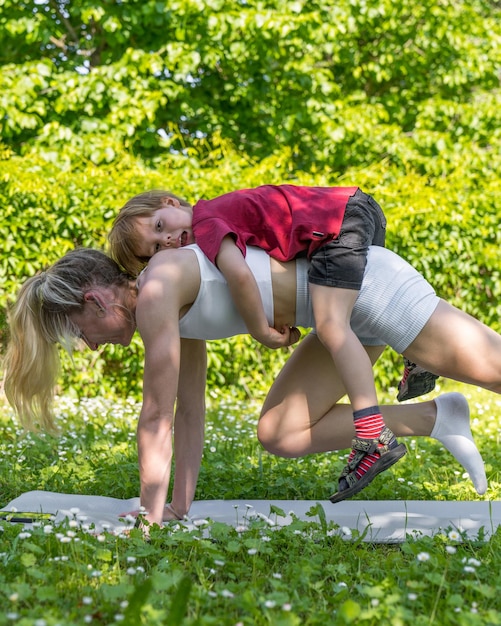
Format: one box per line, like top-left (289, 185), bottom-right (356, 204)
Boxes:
top-left (109, 186), bottom-right (435, 501)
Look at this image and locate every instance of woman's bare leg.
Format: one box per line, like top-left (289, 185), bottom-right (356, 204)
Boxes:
top-left (258, 334), bottom-right (435, 456)
top-left (258, 333), bottom-right (487, 494)
top-left (403, 300), bottom-right (501, 392)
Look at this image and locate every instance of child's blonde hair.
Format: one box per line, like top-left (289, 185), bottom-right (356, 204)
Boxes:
top-left (109, 190), bottom-right (191, 276)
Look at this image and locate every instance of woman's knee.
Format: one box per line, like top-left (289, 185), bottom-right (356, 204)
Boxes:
top-left (257, 413), bottom-right (295, 457)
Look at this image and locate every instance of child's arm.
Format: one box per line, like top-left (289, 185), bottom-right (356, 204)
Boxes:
top-left (216, 236), bottom-right (299, 349)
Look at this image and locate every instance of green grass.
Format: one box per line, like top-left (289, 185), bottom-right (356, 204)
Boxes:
top-left (1, 382), bottom-right (501, 625)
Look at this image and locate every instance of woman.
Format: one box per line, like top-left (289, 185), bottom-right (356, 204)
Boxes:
top-left (4, 244), bottom-right (496, 527)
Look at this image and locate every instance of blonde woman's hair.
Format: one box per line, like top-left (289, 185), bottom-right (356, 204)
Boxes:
top-left (3, 248), bottom-right (129, 433)
top-left (109, 189), bottom-right (192, 276)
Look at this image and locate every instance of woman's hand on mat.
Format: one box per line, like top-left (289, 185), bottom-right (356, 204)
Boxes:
top-left (163, 503), bottom-right (184, 521)
top-left (119, 503), bottom-right (183, 523)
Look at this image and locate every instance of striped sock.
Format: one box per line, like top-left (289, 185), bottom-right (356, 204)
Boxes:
top-left (347, 407), bottom-right (394, 480)
top-left (353, 406), bottom-right (385, 439)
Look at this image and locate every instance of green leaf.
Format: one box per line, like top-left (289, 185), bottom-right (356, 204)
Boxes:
top-left (20, 552), bottom-right (37, 567)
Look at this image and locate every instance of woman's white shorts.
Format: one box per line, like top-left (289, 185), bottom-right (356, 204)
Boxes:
top-left (296, 246), bottom-right (440, 354)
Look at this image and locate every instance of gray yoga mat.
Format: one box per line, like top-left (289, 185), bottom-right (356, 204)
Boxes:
top-left (2, 491), bottom-right (499, 543)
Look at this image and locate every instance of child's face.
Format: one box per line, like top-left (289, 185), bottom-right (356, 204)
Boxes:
top-left (134, 203), bottom-right (195, 259)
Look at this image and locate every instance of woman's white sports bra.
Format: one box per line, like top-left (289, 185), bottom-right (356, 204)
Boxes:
top-left (179, 245), bottom-right (278, 339)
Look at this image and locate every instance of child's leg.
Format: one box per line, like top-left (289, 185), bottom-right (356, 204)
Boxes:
top-left (309, 284), bottom-right (378, 410)
top-left (306, 193), bottom-right (407, 500)
top-left (309, 284), bottom-right (407, 502)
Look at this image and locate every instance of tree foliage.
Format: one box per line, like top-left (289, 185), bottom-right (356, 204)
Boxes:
top-left (0, 0), bottom-right (500, 399)
top-left (1, 0), bottom-right (500, 169)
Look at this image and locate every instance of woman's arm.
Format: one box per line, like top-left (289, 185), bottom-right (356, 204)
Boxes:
top-left (135, 251), bottom-right (204, 526)
top-left (168, 338), bottom-right (207, 519)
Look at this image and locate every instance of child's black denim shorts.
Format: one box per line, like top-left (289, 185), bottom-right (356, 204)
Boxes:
top-left (308, 189), bottom-right (386, 290)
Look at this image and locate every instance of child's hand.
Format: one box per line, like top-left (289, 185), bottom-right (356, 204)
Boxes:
top-left (255, 325), bottom-right (301, 349)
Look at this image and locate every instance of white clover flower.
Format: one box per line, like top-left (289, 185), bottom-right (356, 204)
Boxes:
top-left (126, 556), bottom-right (137, 563)
top-left (34, 620), bottom-right (47, 626)
top-left (9, 593), bottom-right (19, 602)
top-left (114, 614), bottom-right (125, 622)
top-left (468, 558), bottom-right (481, 567)
top-left (97, 534), bottom-right (106, 542)
top-left (208, 591), bottom-right (217, 598)
top-left (261, 536), bottom-right (271, 542)
top-left (126, 568), bottom-right (137, 575)
top-left (59, 536), bottom-right (72, 543)
top-left (120, 601), bottom-right (129, 609)
top-left (69, 507), bottom-right (80, 515)
top-left (43, 525), bottom-right (53, 534)
top-left (82, 597), bottom-right (92, 605)
top-left (256, 512), bottom-right (275, 526)
top-left (66, 530), bottom-right (77, 538)
top-left (247, 548), bottom-right (258, 555)
top-left (18, 532), bottom-right (31, 539)
top-left (448, 530), bottom-right (461, 541)
top-left (221, 589), bottom-right (234, 598)
top-left (371, 599), bottom-right (379, 607)
top-left (235, 525), bottom-right (248, 533)
top-left (84, 616), bottom-right (92, 624)
top-left (6, 613), bottom-right (19, 621)
top-left (264, 600), bottom-right (276, 608)
top-left (272, 573), bottom-right (282, 579)
top-left (341, 526), bottom-right (352, 537)
top-left (214, 560), bottom-right (225, 567)
top-left (417, 552), bottom-right (430, 562)
top-left (446, 546), bottom-right (457, 554)
top-left (463, 566), bottom-right (476, 573)
top-left (282, 603), bottom-right (292, 611)
top-left (407, 593), bottom-right (418, 601)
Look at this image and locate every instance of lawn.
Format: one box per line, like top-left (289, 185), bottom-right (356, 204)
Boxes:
top-left (1, 381), bottom-right (500, 625)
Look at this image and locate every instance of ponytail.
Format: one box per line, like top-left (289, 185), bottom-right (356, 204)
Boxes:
top-left (4, 249), bottom-right (128, 432)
